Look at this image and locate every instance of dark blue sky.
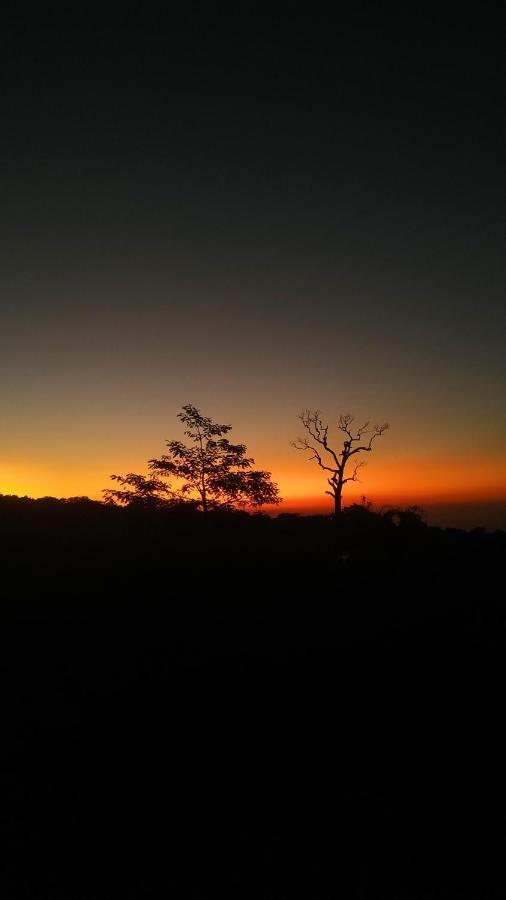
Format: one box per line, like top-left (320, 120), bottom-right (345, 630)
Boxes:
top-left (2, 9), bottom-right (505, 517)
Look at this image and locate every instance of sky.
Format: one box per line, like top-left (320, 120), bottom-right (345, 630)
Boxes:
top-left (2, 10), bottom-right (506, 526)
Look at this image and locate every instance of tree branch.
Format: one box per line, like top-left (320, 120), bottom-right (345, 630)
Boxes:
top-left (342, 460), bottom-right (366, 484)
top-left (291, 437), bottom-right (337, 474)
top-left (298, 410), bottom-right (341, 467)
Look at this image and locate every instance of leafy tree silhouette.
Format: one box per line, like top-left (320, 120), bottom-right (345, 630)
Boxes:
top-left (293, 410), bottom-right (389, 516)
top-left (102, 473), bottom-right (174, 508)
top-left (104, 405), bottom-right (281, 513)
top-left (149, 404), bottom-right (281, 513)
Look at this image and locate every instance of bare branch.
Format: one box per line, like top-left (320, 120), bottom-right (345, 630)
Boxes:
top-left (297, 409), bottom-right (341, 467)
top-left (291, 437), bottom-right (336, 474)
top-left (346, 422), bottom-right (390, 456)
top-left (343, 460), bottom-right (366, 484)
top-left (293, 409), bottom-right (390, 515)
top-left (337, 413), bottom-right (355, 441)
top-left (356, 421), bottom-right (371, 439)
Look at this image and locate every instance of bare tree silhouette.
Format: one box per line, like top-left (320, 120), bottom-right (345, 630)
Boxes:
top-left (292, 410), bottom-right (389, 516)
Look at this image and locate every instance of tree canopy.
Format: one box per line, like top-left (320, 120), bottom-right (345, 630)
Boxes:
top-left (102, 473), bottom-right (174, 508)
top-left (149, 405), bottom-right (281, 512)
top-left (104, 404), bottom-right (281, 513)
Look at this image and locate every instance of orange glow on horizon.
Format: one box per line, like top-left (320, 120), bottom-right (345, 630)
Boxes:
top-left (2, 453), bottom-right (506, 512)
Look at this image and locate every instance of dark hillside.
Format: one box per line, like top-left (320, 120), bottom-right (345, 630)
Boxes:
top-left (1, 496), bottom-right (504, 897)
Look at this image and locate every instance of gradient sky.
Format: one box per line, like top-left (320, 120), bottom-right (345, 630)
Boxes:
top-left (2, 10), bottom-right (506, 525)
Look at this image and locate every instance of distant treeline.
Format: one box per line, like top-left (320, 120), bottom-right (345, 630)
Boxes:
top-left (3, 493), bottom-right (504, 612)
top-left (2, 493), bottom-right (502, 628)
top-left (1, 492), bottom-right (504, 536)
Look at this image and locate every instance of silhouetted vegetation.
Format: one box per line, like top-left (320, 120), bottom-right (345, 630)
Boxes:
top-left (2, 492), bottom-right (504, 897)
top-left (104, 404), bottom-right (281, 513)
top-left (293, 410), bottom-right (389, 515)
top-left (102, 472), bottom-right (176, 508)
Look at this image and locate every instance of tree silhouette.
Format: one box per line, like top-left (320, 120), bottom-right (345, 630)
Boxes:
top-left (148, 404), bottom-right (281, 513)
top-left (102, 473), bottom-right (174, 508)
top-left (292, 410), bottom-right (389, 516)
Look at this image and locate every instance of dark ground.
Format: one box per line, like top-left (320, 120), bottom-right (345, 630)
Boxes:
top-left (1, 497), bottom-right (505, 897)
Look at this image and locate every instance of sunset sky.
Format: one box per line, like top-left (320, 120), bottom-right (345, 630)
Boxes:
top-left (2, 11), bottom-right (505, 526)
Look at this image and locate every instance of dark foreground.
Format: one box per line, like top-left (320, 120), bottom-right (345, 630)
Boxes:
top-left (1, 498), bottom-right (505, 897)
